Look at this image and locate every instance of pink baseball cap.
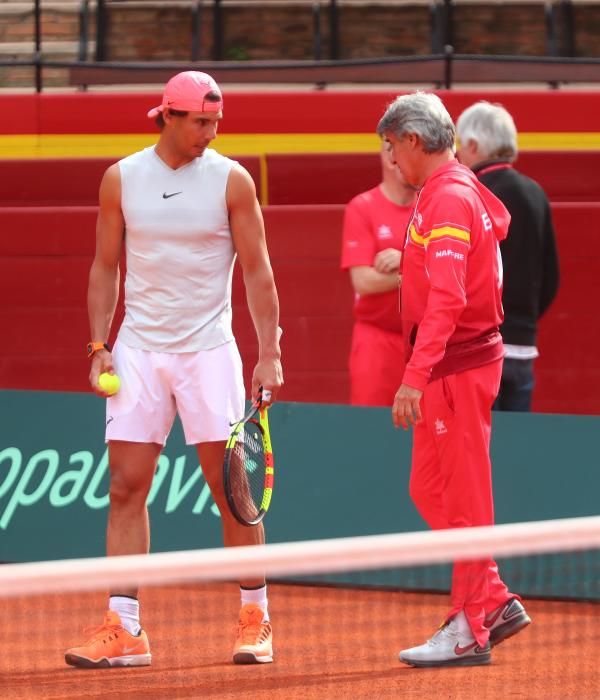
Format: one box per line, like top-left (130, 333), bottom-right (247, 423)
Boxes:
top-left (147, 71), bottom-right (223, 118)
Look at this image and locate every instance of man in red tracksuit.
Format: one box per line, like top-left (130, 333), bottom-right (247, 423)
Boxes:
top-left (376, 92), bottom-right (531, 668)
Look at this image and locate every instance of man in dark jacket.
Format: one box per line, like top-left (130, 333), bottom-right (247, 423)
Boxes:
top-left (456, 101), bottom-right (560, 411)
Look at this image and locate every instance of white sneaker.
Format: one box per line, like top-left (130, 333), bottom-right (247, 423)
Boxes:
top-left (485, 598), bottom-right (531, 647)
top-left (399, 618), bottom-right (491, 668)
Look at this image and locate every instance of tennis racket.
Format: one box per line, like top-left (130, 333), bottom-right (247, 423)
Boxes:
top-left (223, 387), bottom-right (274, 526)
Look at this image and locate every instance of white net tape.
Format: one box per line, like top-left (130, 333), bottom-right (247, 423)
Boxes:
top-left (1, 515), bottom-right (599, 597)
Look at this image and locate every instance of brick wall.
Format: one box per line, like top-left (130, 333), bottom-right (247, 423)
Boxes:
top-left (337, 7), bottom-right (433, 58)
top-left (104, 4), bottom-right (600, 62)
top-left (452, 6), bottom-right (549, 56)
top-left (574, 6), bottom-right (600, 56)
top-left (0, 3), bottom-right (599, 88)
top-left (0, 6), bottom-right (93, 43)
top-left (106, 6), bottom-right (199, 61)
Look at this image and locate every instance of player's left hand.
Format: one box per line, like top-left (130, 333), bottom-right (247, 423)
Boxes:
top-left (392, 383), bottom-right (423, 430)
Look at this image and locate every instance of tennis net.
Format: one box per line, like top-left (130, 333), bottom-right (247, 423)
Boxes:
top-left (1, 515), bottom-right (599, 699)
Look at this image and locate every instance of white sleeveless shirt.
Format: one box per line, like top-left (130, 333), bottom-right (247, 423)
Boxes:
top-left (117, 146), bottom-right (236, 352)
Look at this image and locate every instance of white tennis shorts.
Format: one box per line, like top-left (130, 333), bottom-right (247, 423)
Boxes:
top-left (105, 339), bottom-right (245, 445)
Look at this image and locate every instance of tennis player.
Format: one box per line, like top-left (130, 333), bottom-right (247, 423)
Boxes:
top-left (65, 71), bottom-right (282, 668)
top-left (377, 92), bottom-right (531, 668)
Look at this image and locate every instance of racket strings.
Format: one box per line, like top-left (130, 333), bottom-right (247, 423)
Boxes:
top-left (230, 421), bottom-right (266, 522)
top-left (240, 421), bottom-right (263, 457)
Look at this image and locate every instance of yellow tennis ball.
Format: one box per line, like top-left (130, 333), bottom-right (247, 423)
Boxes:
top-left (98, 372), bottom-right (121, 396)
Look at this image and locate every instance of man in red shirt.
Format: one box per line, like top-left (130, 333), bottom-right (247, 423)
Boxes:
top-left (376, 92), bottom-right (531, 668)
top-left (341, 143), bottom-right (416, 406)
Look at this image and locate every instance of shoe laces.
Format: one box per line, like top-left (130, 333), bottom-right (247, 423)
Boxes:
top-left (236, 604), bottom-right (270, 645)
top-left (237, 621), bottom-right (270, 645)
top-left (428, 619), bottom-right (457, 647)
top-left (82, 612), bottom-right (124, 644)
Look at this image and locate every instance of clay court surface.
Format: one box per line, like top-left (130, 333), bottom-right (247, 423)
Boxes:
top-left (2, 582), bottom-right (598, 699)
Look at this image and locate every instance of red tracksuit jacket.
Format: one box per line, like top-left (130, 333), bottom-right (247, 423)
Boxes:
top-left (401, 160), bottom-right (511, 391)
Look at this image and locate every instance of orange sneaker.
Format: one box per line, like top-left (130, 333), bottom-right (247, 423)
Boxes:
top-left (65, 611), bottom-right (151, 668)
top-left (232, 603), bottom-right (273, 664)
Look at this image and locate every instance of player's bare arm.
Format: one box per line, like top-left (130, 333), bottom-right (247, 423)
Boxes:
top-left (350, 264), bottom-right (400, 295)
top-left (373, 248), bottom-right (402, 274)
top-left (87, 163), bottom-right (125, 395)
top-left (227, 165), bottom-right (283, 403)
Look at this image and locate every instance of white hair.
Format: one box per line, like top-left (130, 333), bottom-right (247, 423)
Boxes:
top-left (376, 92), bottom-right (455, 154)
top-left (456, 101), bottom-right (518, 162)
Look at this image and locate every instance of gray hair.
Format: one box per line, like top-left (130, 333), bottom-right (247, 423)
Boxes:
top-left (376, 92), bottom-right (455, 154)
top-left (456, 101), bottom-right (518, 162)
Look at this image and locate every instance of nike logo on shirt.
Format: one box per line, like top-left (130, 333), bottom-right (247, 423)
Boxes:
top-left (162, 191), bottom-right (182, 199)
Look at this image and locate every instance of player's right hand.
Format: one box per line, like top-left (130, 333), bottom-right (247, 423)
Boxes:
top-left (392, 383), bottom-right (423, 430)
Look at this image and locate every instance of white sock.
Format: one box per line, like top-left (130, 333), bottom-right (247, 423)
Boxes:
top-left (454, 610), bottom-right (475, 643)
top-left (109, 595), bottom-right (141, 636)
top-left (240, 585), bottom-right (269, 622)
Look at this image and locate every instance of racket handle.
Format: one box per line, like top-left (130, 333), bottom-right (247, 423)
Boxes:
top-left (256, 386), bottom-right (272, 405)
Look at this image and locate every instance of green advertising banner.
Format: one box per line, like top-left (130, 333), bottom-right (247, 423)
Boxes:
top-left (1, 390), bottom-right (598, 598)
top-left (0, 390), bottom-right (416, 563)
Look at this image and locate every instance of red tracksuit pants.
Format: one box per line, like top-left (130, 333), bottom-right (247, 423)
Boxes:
top-left (349, 321), bottom-right (405, 407)
top-left (409, 359), bottom-right (515, 646)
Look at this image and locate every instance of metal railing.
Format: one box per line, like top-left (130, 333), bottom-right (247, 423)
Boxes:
top-left (92, 1), bottom-right (342, 62)
top-left (71, 0), bottom-right (591, 63)
top-left (56, 51), bottom-right (600, 90)
top-left (1, 0), bottom-right (596, 92)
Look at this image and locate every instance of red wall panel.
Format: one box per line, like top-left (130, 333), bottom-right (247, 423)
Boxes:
top-left (2, 153), bottom-right (598, 212)
top-left (0, 207), bottom-right (96, 255)
top-left (0, 160), bottom-right (114, 206)
top-left (3, 91), bottom-right (600, 135)
top-left (265, 151), bottom-right (600, 205)
top-left (266, 153), bottom-right (380, 205)
top-left (0, 202), bottom-right (598, 414)
top-left (532, 203), bottom-right (600, 413)
top-left (0, 157), bottom-right (262, 205)
top-left (516, 151), bottom-right (600, 202)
